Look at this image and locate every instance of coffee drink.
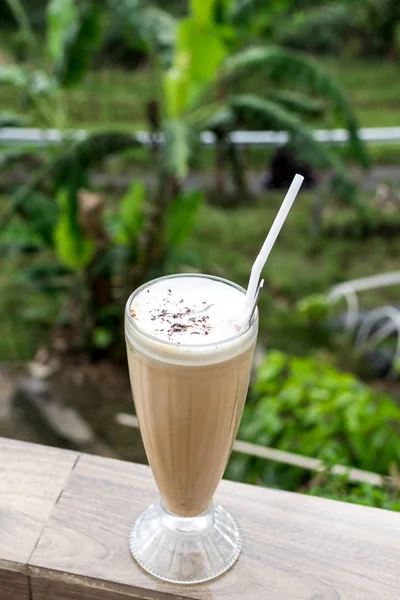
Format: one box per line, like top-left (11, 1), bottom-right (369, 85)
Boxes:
top-left (125, 274), bottom-right (258, 517)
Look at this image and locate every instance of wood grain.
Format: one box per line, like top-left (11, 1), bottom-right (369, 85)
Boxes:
top-left (0, 438), bottom-right (77, 600)
top-left (30, 452), bottom-right (400, 600)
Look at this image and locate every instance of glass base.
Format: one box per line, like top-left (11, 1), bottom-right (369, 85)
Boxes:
top-left (129, 502), bottom-right (242, 584)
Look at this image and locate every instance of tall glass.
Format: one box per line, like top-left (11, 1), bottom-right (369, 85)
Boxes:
top-left (125, 274), bottom-right (258, 584)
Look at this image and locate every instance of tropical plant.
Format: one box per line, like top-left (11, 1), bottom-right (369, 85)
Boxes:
top-left (277, 0), bottom-right (400, 59)
top-left (0, 0), bottom-right (369, 353)
top-left (113, 0), bottom-right (368, 203)
top-left (0, 0), bottom-right (203, 356)
top-left (226, 350), bottom-right (400, 490)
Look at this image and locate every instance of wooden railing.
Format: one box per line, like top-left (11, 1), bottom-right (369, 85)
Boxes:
top-left (1, 437), bottom-right (399, 599)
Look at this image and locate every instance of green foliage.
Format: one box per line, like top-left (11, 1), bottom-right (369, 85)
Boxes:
top-left (55, 0), bottom-right (104, 88)
top-left (54, 187), bottom-right (95, 269)
top-left (0, 65), bottom-right (27, 87)
top-left (20, 191), bottom-right (58, 247)
top-left (224, 45), bottom-right (369, 169)
top-left (117, 180), bottom-right (146, 244)
top-left (108, 0), bottom-right (176, 65)
top-left (277, 4), bottom-right (353, 55)
top-left (162, 119), bottom-right (192, 179)
top-left (277, 0), bottom-right (400, 59)
top-left (191, 0), bottom-right (216, 24)
top-left (0, 111), bottom-right (27, 126)
top-left (227, 351), bottom-right (400, 489)
top-left (0, 0), bottom-right (370, 357)
top-left (307, 471), bottom-right (400, 512)
top-left (46, 0), bottom-right (77, 64)
top-left (92, 326), bottom-right (113, 349)
top-left (268, 90), bottom-right (324, 119)
top-left (164, 189), bottom-right (202, 247)
top-left (297, 294), bottom-right (330, 322)
top-left (177, 17), bottom-right (227, 87)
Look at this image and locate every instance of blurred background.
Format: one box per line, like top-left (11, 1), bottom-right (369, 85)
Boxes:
top-left (1, 0), bottom-right (400, 510)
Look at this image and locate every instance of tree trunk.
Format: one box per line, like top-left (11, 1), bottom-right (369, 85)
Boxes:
top-left (214, 136), bottom-right (226, 195)
top-left (227, 141), bottom-right (250, 202)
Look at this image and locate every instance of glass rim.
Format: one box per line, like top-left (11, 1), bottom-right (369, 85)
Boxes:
top-left (125, 273), bottom-right (258, 351)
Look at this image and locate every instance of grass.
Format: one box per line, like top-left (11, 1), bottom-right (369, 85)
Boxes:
top-left (324, 58), bottom-right (400, 128)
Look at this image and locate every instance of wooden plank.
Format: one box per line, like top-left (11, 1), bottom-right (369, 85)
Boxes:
top-left (0, 438), bottom-right (78, 600)
top-left (30, 453), bottom-right (400, 600)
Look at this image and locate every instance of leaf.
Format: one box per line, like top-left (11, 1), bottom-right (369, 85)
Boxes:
top-left (191, 0), bottom-right (216, 24)
top-left (224, 45), bottom-right (369, 168)
top-left (0, 64), bottom-right (27, 88)
top-left (118, 180), bottom-right (146, 243)
top-left (164, 189), bottom-right (203, 248)
top-left (0, 112), bottom-right (27, 127)
top-left (206, 105), bottom-right (235, 133)
top-left (56, 0), bottom-right (104, 88)
top-left (177, 18), bottom-right (227, 84)
top-left (20, 191), bottom-right (58, 247)
top-left (92, 327), bottom-right (113, 349)
top-left (4, 0), bottom-right (37, 50)
top-left (29, 71), bottom-right (57, 96)
top-left (53, 132), bottom-right (142, 187)
top-left (162, 119), bottom-right (192, 180)
top-left (54, 187), bottom-right (95, 270)
top-left (46, 0), bottom-right (77, 65)
top-left (109, 2), bottom-right (176, 66)
top-left (0, 148), bottom-right (31, 169)
top-left (230, 93), bottom-right (360, 205)
top-left (163, 65), bottom-right (190, 118)
top-left (164, 18), bottom-right (227, 116)
top-left (268, 90), bottom-right (324, 119)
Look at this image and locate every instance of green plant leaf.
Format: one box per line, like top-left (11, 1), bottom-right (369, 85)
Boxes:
top-left (118, 179), bottom-right (146, 244)
top-left (163, 65), bottom-right (190, 118)
top-left (162, 119), bottom-right (192, 180)
top-left (53, 132), bottom-right (141, 187)
top-left (19, 191), bottom-right (58, 247)
top-left (54, 187), bottom-right (95, 270)
top-left (230, 93), bottom-right (360, 206)
top-left (0, 112), bottom-right (27, 127)
top-left (5, 0), bottom-right (37, 50)
top-left (177, 18), bottom-right (227, 84)
top-left (0, 64), bottom-right (27, 87)
top-left (109, 1), bottom-right (176, 66)
top-left (56, 0), bottom-right (104, 88)
top-left (224, 45), bottom-right (369, 168)
top-left (92, 326), bottom-right (113, 349)
top-left (165, 189), bottom-right (203, 248)
top-left (191, 0), bottom-right (216, 24)
top-left (268, 90), bottom-right (325, 119)
top-left (46, 0), bottom-right (77, 65)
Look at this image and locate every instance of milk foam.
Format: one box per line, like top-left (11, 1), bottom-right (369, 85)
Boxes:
top-left (125, 275), bottom-right (258, 366)
top-left (130, 276), bottom-right (244, 344)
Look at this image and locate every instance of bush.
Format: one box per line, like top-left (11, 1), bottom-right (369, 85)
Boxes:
top-left (227, 351), bottom-right (400, 490)
top-left (307, 472), bottom-right (400, 511)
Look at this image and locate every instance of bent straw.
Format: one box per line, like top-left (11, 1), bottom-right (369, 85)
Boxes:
top-left (244, 174), bottom-right (304, 312)
top-left (245, 279), bottom-right (264, 324)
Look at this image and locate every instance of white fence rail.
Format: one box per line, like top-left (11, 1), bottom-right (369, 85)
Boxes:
top-left (2, 127), bottom-right (400, 147)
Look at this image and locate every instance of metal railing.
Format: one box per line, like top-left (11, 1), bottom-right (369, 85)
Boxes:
top-left (327, 271), bottom-right (400, 374)
top-left (2, 126), bottom-right (400, 147)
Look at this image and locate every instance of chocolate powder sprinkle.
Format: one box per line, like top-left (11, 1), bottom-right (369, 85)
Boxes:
top-left (141, 293), bottom-right (218, 340)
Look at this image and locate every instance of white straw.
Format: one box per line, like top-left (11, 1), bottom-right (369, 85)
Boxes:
top-left (245, 174), bottom-right (304, 307)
